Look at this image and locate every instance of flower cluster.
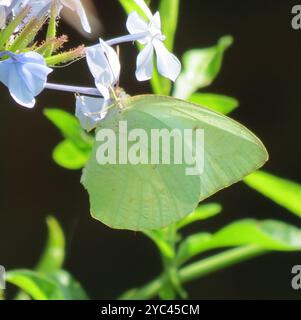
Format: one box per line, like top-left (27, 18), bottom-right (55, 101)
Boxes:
top-left (0, 0), bottom-right (181, 131)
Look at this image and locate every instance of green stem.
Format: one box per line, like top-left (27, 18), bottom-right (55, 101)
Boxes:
top-left (119, 245), bottom-right (267, 300)
top-left (120, 275), bottom-right (167, 300)
top-left (179, 245), bottom-right (266, 282)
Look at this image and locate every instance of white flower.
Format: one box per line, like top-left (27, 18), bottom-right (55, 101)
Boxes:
top-left (59, 0), bottom-right (91, 33)
top-left (85, 38), bottom-right (120, 100)
top-left (75, 95), bottom-right (109, 132)
top-left (77, 39), bottom-right (120, 131)
top-left (17, 0), bottom-right (91, 33)
top-left (126, 0), bottom-right (181, 82)
top-left (0, 0), bottom-right (12, 29)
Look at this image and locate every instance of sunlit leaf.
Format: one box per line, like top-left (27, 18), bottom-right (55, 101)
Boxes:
top-left (189, 93), bottom-right (239, 115)
top-left (44, 109), bottom-right (93, 170)
top-left (159, 0), bottom-right (180, 52)
top-left (244, 171), bottom-right (301, 218)
top-left (48, 270), bottom-right (88, 300)
top-left (36, 216), bottom-right (65, 273)
top-left (118, 0), bottom-right (151, 18)
top-left (176, 219), bottom-right (301, 265)
top-left (44, 109), bottom-right (93, 148)
top-left (7, 270), bottom-right (88, 300)
top-left (53, 139), bottom-right (91, 170)
top-left (173, 36), bottom-right (233, 99)
top-left (176, 203), bottom-right (222, 229)
top-left (7, 270), bottom-right (61, 300)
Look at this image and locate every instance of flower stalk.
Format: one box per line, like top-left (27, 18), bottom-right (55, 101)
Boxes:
top-left (45, 83), bottom-right (102, 96)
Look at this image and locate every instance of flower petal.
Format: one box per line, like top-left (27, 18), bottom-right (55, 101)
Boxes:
top-left (21, 62), bottom-right (53, 95)
top-left (136, 42), bottom-right (154, 81)
top-left (74, 1), bottom-right (91, 33)
top-left (0, 0), bottom-right (12, 6)
top-left (153, 39), bottom-right (181, 82)
top-left (61, 0), bottom-right (91, 33)
top-left (99, 38), bottom-right (120, 83)
top-left (126, 11), bottom-right (148, 35)
top-left (0, 62), bottom-right (35, 108)
top-left (0, 6), bottom-right (6, 29)
top-left (0, 52), bottom-right (52, 108)
top-left (75, 95), bottom-right (108, 131)
top-left (152, 11), bottom-right (161, 30)
top-left (86, 39), bottom-right (120, 99)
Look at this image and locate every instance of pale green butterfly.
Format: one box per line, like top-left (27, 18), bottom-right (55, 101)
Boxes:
top-left (81, 94), bottom-right (268, 231)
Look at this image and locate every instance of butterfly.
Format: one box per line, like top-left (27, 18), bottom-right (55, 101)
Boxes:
top-left (81, 94), bottom-right (268, 231)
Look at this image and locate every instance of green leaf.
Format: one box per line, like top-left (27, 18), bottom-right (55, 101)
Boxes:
top-left (36, 216), bottom-right (65, 273)
top-left (159, 0), bottom-right (180, 52)
top-left (7, 270), bottom-right (61, 300)
top-left (118, 0), bottom-right (151, 18)
top-left (53, 139), bottom-right (91, 170)
top-left (7, 270), bottom-right (88, 300)
top-left (176, 203), bottom-right (222, 229)
top-left (48, 270), bottom-right (88, 300)
top-left (44, 109), bottom-right (93, 148)
top-left (44, 109), bottom-right (93, 169)
top-left (189, 93), bottom-right (239, 115)
top-left (176, 219), bottom-right (301, 265)
top-left (173, 36), bottom-right (233, 99)
top-left (244, 171), bottom-right (301, 218)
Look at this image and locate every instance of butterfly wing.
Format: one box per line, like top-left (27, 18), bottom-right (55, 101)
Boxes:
top-left (82, 95), bottom-right (268, 231)
top-left (128, 95), bottom-right (268, 202)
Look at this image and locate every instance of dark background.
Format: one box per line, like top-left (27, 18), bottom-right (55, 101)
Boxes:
top-left (1, 0), bottom-right (301, 299)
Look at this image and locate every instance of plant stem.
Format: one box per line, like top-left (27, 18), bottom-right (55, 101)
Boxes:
top-left (120, 275), bottom-right (167, 300)
top-left (179, 245), bottom-right (266, 282)
top-left (106, 32), bottom-right (148, 46)
top-left (119, 245), bottom-right (267, 300)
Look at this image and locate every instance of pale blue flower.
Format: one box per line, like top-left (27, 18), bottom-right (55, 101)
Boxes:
top-left (75, 95), bottom-right (109, 131)
top-left (17, 0), bottom-right (91, 33)
top-left (76, 39), bottom-right (120, 131)
top-left (0, 0), bottom-right (13, 29)
top-left (0, 51), bottom-right (53, 108)
top-left (126, 0), bottom-right (181, 82)
top-left (85, 38), bottom-right (120, 100)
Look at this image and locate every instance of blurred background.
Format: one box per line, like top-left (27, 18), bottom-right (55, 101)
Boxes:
top-left (1, 0), bottom-right (301, 299)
